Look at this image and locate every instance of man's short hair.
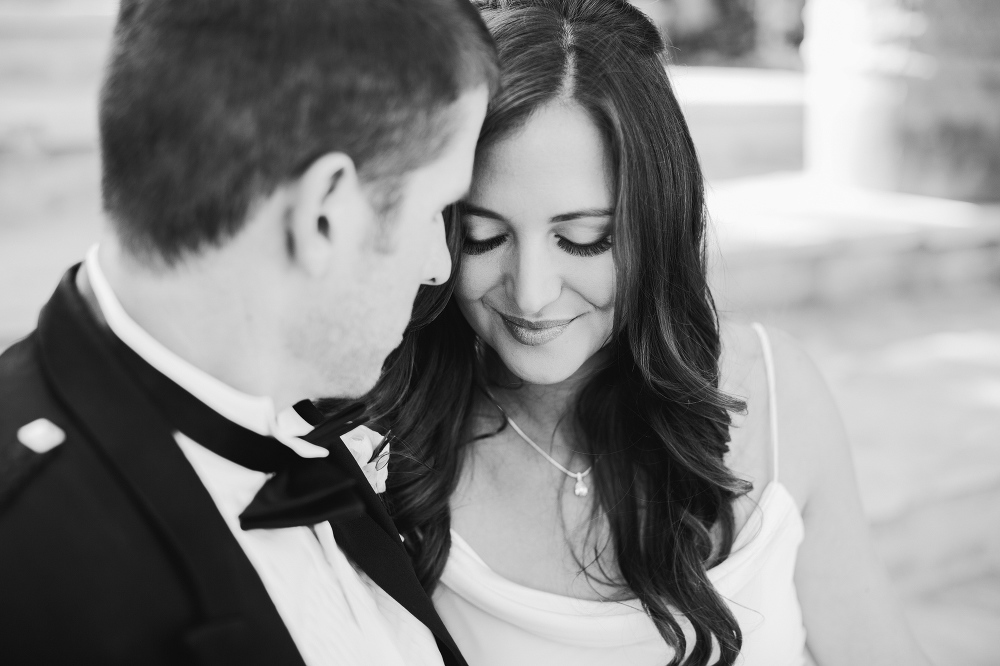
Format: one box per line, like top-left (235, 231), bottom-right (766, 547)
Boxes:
top-left (99, 0), bottom-right (498, 263)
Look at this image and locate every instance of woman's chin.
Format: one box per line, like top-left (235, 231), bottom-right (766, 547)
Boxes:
top-left (494, 345), bottom-right (588, 387)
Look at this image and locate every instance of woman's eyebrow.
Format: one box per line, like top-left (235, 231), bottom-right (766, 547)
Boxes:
top-left (459, 203), bottom-right (508, 222)
top-left (549, 208), bottom-right (613, 223)
top-left (461, 203), bottom-right (613, 224)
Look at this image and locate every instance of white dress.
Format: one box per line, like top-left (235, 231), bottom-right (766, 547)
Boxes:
top-left (434, 324), bottom-right (808, 665)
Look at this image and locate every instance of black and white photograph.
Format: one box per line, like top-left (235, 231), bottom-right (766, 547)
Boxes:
top-left (1, 1), bottom-right (998, 664)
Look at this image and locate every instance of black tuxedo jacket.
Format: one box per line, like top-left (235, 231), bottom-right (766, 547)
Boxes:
top-left (0, 267), bottom-right (466, 666)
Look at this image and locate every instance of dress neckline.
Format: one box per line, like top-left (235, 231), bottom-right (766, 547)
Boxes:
top-left (446, 480), bottom-right (802, 610)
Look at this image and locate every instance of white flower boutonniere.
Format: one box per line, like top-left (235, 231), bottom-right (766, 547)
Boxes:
top-left (341, 425), bottom-right (390, 495)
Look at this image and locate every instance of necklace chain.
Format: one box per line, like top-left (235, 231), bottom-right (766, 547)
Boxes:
top-left (494, 402), bottom-right (593, 497)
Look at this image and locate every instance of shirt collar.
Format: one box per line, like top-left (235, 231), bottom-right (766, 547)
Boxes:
top-left (84, 244), bottom-right (327, 459)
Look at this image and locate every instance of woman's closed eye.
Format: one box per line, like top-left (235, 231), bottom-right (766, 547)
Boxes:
top-left (557, 234), bottom-right (612, 257)
top-left (462, 233), bottom-right (613, 257)
top-left (463, 233), bottom-right (509, 256)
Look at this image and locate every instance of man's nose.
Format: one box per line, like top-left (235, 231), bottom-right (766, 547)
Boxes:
top-left (422, 211), bottom-right (452, 286)
top-left (508, 240), bottom-right (561, 314)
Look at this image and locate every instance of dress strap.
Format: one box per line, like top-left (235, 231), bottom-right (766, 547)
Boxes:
top-left (750, 323), bottom-right (779, 483)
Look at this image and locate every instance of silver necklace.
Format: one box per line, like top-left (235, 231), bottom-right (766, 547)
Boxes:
top-left (499, 408), bottom-right (593, 498)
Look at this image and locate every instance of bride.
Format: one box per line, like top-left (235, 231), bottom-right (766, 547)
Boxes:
top-left (355, 1), bottom-right (930, 663)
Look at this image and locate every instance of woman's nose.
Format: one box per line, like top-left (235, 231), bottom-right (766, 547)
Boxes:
top-left (422, 211), bottom-right (452, 286)
top-left (507, 241), bottom-right (561, 314)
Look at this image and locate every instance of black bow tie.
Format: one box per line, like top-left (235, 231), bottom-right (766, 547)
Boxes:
top-left (241, 401), bottom-right (371, 530)
top-left (108, 337), bottom-right (370, 531)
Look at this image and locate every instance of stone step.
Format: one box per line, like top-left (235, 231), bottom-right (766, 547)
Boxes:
top-left (671, 65), bottom-right (805, 180)
top-left (708, 172), bottom-right (1000, 310)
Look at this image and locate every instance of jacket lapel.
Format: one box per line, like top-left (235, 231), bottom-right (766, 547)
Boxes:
top-left (36, 267), bottom-right (306, 666)
top-left (331, 518), bottom-right (468, 666)
top-left (299, 392), bottom-right (468, 664)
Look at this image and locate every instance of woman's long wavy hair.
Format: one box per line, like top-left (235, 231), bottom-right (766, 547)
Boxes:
top-left (346, 1), bottom-right (751, 663)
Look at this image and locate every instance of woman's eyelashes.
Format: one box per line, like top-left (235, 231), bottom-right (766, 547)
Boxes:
top-left (557, 235), bottom-right (613, 257)
top-left (463, 233), bottom-right (508, 256)
top-left (461, 231), bottom-right (613, 257)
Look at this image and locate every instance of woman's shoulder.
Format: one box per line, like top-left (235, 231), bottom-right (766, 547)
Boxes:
top-left (718, 320), bottom-right (766, 397)
top-left (718, 321), bottom-right (818, 404)
top-left (717, 320), bottom-right (845, 511)
top-left (716, 321), bottom-right (772, 500)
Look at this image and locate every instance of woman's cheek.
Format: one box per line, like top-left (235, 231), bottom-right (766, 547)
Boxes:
top-left (571, 256), bottom-right (616, 310)
top-left (455, 256), bottom-right (497, 303)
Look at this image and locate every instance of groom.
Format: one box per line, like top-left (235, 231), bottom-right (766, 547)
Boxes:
top-left (0, 1), bottom-right (495, 664)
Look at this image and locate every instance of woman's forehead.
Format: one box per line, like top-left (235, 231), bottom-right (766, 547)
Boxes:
top-left (469, 103), bottom-right (613, 217)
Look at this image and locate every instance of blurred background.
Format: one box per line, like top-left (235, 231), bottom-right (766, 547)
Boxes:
top-left (1, 0), bottom-right (998, 662)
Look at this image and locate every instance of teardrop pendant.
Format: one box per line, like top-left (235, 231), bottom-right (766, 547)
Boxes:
top-left (574, 474), bottom-right (589, 497)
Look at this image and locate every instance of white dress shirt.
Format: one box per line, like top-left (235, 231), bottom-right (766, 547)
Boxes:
top-left (84, 245), bottom-right (443, 666)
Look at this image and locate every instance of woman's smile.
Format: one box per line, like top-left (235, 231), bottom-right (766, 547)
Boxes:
top-left (494, 308), bottom-right (582, 347)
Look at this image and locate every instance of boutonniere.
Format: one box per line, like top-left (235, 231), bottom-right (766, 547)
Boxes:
top-left (341, 425), bottom-right (390, 494)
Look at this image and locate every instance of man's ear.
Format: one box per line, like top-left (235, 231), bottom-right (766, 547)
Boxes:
top-left (288, 152), bottom-right (368, 277)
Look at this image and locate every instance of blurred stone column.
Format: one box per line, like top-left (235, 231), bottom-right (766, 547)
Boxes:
top-left (804, 0), bottom-right (1000, 201)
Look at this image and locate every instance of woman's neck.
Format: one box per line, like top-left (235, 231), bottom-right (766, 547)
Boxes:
top-left (490, 381), bottom-right (578, 435)
top-left (486, 349), bottom-right (609, 452)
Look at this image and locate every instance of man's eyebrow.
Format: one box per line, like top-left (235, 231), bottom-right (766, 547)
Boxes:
top-left (459, 203), bottom-right (613, 224)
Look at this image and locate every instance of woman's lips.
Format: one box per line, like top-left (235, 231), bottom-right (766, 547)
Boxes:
top-left (495, 311), bottom-right (578, 347)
